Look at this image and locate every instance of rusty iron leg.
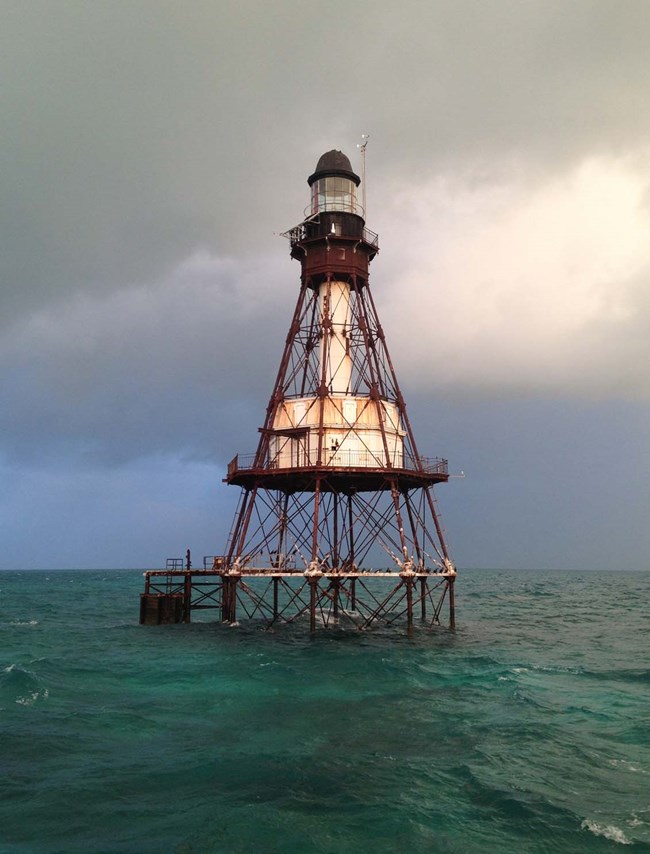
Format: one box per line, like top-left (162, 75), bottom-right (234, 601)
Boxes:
top-left (449, 577), bottom-right (455, 629)
top-left (309, 578), bottom-right (317, 633)
top-left (183, 573), bottom-right (192, 623)
top-left (229, 576), bottom-right (239, 623)
top-left (221, 576), bottom-right (229, 622)
top-left (333, 579), bottom-right (340, 620)
top-left (406, 577), bottom-right (414, 633)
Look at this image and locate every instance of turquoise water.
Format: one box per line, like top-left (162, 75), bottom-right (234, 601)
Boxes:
top-left (1, 569), bottom-right (648, 852)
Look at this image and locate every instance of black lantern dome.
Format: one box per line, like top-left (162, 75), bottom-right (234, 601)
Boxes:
top-left (308, 150), bottom-right (361, 186)
top-left (308, 150), bottom-right (361, 218)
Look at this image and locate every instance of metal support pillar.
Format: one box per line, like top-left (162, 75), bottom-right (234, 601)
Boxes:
top-left (420, 577), bottom-right (427, 621)
top-left (406, 577), bottom-right (414, 633)
top-left (221, 576), bottom-right (229, 622)
top-left (309, 578), bottom-right (317, 633)
top-left (273, 577), bottom-right (279, 620)
top-left (449, 577), bottom-right (455, 629)
top-left (228, 576), bottom-right (239, 623)
top-left (183, 573), bottom-right (192, 623)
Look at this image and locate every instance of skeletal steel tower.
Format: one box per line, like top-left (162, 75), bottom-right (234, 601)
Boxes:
top-left (141, 150), bottom-right (456, 631)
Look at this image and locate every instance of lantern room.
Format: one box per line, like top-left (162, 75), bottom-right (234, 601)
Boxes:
top-left (308, 150), bottom-right (362, 217)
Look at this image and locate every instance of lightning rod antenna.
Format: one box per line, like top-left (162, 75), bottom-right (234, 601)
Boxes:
top-left (357, 133), bottom-right (370, 218)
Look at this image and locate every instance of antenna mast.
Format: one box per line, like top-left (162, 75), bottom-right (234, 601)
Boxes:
top-left (357, 133), bottom-right (370, 217)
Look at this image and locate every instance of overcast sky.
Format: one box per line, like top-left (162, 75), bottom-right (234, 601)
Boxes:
top-left (2, 0), bottom-right (649, 570)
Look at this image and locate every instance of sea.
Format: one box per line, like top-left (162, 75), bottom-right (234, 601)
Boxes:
top-left (1, 568), bottom-right (648, 853)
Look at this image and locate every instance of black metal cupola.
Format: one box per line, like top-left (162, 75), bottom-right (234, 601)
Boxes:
top-left (287, 150), bottom-right (378, 288)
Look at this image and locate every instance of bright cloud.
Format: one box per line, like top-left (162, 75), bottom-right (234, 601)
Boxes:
top-left (378, 154), bottom-right (650, 397)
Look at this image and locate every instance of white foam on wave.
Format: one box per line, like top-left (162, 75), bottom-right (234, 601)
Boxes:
top-left (9, 620), bottom-right (39, 627)
top-left (581, 819), bottom-right (632, 845)
top-left (16, 688), bottom-right (50, 706)
top-left (608, 758), bottom-right (647, 775)
top-left (534, 662), bottom-right (582, 674)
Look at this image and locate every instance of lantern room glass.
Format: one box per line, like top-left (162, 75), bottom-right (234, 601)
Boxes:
top-left (311, 177), bottom-right (358, 215)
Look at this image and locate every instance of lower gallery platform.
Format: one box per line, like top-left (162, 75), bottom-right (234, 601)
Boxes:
top-left (140, 568), bottom-right (456, 633)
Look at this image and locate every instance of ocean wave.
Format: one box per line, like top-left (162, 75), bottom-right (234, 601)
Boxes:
top-left (518, 662), bottom-right (583, 676)
top-left (629, 809), bottom-right (650, 828)
top-left (508, 662), bottom-right (650, 685)
top-left (584, 668), bottom-right (650, 685)
top-left (2, 662), bottom-right (36, 680)
top-left (16, 687), bottom-right (50, 706)
top-left (581, 819), bottom-right (632, 845)
top-left (608, 758), bottom-right (648, 775)
top-left (8, 619), bottom-right (39, 627)
top-left (1, 663), bottom-right (49, 706)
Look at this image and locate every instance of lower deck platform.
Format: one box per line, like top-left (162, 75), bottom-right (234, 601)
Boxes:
top-left (140, 568), bottom-right (456, 632)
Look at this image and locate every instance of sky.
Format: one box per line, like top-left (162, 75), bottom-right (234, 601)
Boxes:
top-left (1, 0), bottom-right (649, 570)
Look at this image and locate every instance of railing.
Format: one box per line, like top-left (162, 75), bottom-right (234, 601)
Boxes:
top-left (227, 455), bottom-right (239, 478)
top-left (228, 451), bottom-right (448, 476)
top-left (282, 225), bottom-right (303, 245)
top-left (281, 221), bottom-right (379, 249)
top-left (269, 551), bottom-right (297, 570)
top-left (362, 227), bottom-right (379, 247)
top-left (303, 201), bottom-right (364, 218)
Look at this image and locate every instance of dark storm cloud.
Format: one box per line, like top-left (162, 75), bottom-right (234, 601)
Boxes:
top-left (0, 250), bottom-right (292, 465)
top-left (3, 0), bottom-right (650, 320)
top-left (2, 0), bottom-right (650, 568)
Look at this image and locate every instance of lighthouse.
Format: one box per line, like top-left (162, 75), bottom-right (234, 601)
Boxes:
top-left (141, 149), bottom-right (456, 631)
